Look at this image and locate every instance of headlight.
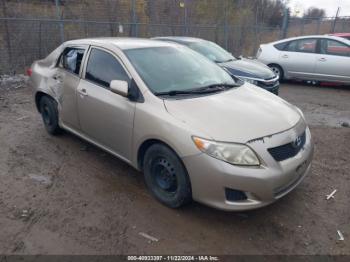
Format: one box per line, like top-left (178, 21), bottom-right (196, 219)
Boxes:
top-left (240, 77), bottom-right (258, 85)
top-left (192, 136), bottom-right (260, 166)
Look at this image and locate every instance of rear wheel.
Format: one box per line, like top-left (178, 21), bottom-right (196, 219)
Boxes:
top-left (143, 144), bottom-right (192, 208)
top-left (39, 96), bottom-right (62, 135)
top-left (269, 64), bottom-right (284, 81)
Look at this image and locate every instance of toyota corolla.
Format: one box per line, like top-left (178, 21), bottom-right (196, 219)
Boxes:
top-left (29, 38), bottom-right (314, 211)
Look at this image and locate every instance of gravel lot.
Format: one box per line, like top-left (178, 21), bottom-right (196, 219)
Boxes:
top-left (0, 78), bottom-right (349, 255)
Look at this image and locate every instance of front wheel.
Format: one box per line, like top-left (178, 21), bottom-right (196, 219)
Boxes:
top-left (269, 64), bottom-right (284, 81)
top-left (143, 144), bottom-right (192, 208)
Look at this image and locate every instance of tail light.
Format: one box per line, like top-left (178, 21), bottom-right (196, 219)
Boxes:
top-left (26, 68), bottom-right (32, 76)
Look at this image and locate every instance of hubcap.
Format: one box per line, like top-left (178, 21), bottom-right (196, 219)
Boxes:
top-left (271, 66), bottom-right (280, 78)
top-left (152, 158), bottom-right (177, 193)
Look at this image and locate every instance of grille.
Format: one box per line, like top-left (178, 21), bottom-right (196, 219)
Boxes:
top-left (268, 131), bottom-right (306, 162)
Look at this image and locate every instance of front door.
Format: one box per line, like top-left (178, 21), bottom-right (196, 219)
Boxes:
top-left (314, 38), bottom-right (350, 83)
top-left (77, 47), bottom-right (136, 161)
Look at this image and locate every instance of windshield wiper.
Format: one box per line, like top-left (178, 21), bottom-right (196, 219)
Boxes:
top-left (154, 83), bottom-right (238, 97)
top-left (194, 83), bottom-right (239, 92)
top-left (154, 90), bottom-right (200, 96)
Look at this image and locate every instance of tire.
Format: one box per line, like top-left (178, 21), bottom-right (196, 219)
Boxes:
top-left (269, 64), bottom-right (284, 81)
top-left (143, 144), bottom-right (192, 208)
top-left (39, 96), bottom-right (62, 135)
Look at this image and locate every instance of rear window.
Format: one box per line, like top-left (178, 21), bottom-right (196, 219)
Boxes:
top-left (274, 42), bottom-right (289, 51)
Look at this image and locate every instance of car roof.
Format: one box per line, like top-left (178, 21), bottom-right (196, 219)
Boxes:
top-left (64, 37), bottom-right (178, 50)
top-left (152, 36), bottom-right (206, 44)
top-left (268, 35), bottom-right (350, 45)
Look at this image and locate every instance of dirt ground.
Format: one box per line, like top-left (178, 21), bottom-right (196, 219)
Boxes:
top-left (0, 78), bottom-right (349, 255)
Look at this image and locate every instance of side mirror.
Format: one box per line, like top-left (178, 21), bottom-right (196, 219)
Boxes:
top-left (110, 80), bottom-right (128, 97)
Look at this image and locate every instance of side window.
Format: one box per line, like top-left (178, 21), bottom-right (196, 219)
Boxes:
top-left (320, 39), bottom-right (350, 57)
top-left (285, 40), bottom-right (297, 52)
top-left (59, 48), bottom-right (85, 75)
top-left (286, 39), bottom-right (317, 53)
top-left (85, 48), bottom-right (130, 88)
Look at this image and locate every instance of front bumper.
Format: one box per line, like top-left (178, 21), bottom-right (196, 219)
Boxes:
top-left (182, 123), bottom-right (314, 211)
top-left (238, 75), bottom-right (280, 95)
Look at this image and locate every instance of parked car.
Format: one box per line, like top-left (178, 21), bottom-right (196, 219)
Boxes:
top-left (29, 38), bottom-right (313, 211)
top-left (257, 35), bottom-right (350, 84)
top-left (329, 33), bottom-right (350, 41)
top-left (153, 37), bottom-right (280, 95)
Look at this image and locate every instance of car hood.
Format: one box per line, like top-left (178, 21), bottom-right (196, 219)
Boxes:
top-left (164, 84), bottom-right (301, 143)
top-left (220, 58), bottom-right (275, 79)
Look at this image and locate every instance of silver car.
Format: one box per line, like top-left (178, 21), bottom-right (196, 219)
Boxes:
top-left (29, 38), bottom-right (314, 211)
top-left (257, 35), bottom-right (350, 84)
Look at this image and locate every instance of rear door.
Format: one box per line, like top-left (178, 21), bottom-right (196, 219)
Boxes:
top-left (76, 46), bottom-right (136, 161)
top-left (314, 38), bottom-right (350, 83)
top-left (55, 46), bottom-right (87, 130)
top-left (278, 38), bottom-right (318, 79)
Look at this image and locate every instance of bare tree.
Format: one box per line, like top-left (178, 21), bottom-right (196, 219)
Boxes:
top-left (303, 7), bottom-right (326, 19)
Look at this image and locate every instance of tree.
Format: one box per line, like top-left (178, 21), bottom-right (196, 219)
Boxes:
top-left (265, 0), bottom-right (287, 27)
top-left (303, 7), bottom-right (326, 19)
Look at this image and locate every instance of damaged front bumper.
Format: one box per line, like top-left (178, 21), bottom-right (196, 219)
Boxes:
top-left (182, 121), bottom-right (314, 211)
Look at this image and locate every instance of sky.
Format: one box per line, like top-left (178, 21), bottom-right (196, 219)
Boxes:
top-left (287, 0), bottom-right (350, 17)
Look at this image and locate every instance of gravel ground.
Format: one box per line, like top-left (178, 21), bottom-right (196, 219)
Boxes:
top-left (0, 79), bottom-right (349, 255)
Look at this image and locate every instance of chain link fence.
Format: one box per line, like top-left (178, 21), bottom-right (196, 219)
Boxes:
top-left (286, 16), bottom-right (350, 38)
top-left (0, 0), bottom-right (349, 74)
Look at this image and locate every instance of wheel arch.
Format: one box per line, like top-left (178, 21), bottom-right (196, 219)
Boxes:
top-left (137, 138), bottom-right (183, 171)
top-left (35, 91), bottom-right (54, 113)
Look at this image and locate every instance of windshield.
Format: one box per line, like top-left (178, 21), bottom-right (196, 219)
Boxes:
top-left (187, 41), bottom-right (236, 63)
top-left (124, 46), bottom-right (238, 94)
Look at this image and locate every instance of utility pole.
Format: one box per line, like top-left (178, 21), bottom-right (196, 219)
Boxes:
top-left (131, 0), bottom-right (137, 37)
top-left (184, 0), bottom-right (188, 36)
top-left (55, 0), bottom-right (64, 42)
top-left (180, 1), bottom-right (188, 35)
top-left (280, 7), bottom-right (289, 39)
top-left (224, 0), bottom-right (228, 50)
top-left (1, 0), bottom-right (13, 73)
top-left (331, 7), bottom-right (341, 33)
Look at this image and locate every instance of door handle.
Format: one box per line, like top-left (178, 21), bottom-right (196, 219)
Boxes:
top-left (78, 88), bottom-right (88, 96)
top-left (318, 57), bottom-right (327, 62)
top-left (282, 54), bottom-right (289, 58)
